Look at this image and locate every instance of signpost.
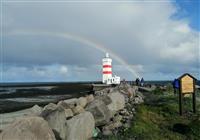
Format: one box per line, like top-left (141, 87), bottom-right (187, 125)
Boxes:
top-left (177, 73), bottom-right (196, 115)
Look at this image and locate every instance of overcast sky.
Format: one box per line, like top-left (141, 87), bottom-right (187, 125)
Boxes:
top-left (0, 0), bottom-right (199, 82)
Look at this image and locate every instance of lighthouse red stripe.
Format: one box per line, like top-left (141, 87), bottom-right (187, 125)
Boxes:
top-left (103, 65), bottom-right (112, 68)
top-left (103, 71), bottom-right (112, 74)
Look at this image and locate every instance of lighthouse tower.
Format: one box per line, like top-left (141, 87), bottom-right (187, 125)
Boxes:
top-left (102, 53), bottom-right (120, 85)
top-left (102, 53), bottom-right (112, 84)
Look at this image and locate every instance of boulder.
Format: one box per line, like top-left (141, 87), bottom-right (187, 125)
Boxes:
top-left (118, 83), bottom-right (136, 99)
top-left (127, 87), bottom-right (136, 98)
top-left (40, 103), bottom-right (58, 117)
top-left (66, 111), bottom-right (95, 140)
top-left (63, 98), bottom-right (78, 108)
top-left (57, 101), bottom-right (70, 109)
top-left (20, 105), bottom-right (42, 117)
top-left (86, 99), bottom-right (111, 126)
top-left (0, 116), bottom-right (55, 140)
top-left (40, 105), bottom-right (67, 140)
top-left (28, 105), bottom-right (42, 116)
top-left (64, 109), bottom-right (73, 119)
top-left (72, 105), bottom-right (85, 115)
top-left (86, 94), bottom-right (94, 103)
top-left (77, 97), bottom-right (87, 108)
top-left (107, 91), bottom-right (125, 115)
top-left (95, 95), bottom-right (112, 105)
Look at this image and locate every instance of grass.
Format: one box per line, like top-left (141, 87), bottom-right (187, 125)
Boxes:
top-left (104, 86), bottom-right (200, 140)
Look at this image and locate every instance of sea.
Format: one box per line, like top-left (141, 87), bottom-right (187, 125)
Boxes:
top-left (0, 81), bottom-right (199, 113)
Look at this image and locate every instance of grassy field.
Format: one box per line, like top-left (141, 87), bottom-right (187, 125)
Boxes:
top-left (106, 85), bottom-right (200, 140)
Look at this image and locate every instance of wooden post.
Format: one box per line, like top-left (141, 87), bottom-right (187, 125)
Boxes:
top-left (179, 87), bottom-right (183, 116)
top-left (192, 79), bottom-right (196, 113)
top-left (193, 92), bottom-right (196, 113)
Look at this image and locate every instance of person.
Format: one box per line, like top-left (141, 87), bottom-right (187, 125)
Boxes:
top-left (135, 78), bottom-right (140, 86)
top-left (140, 78), bottom-right (144, 86)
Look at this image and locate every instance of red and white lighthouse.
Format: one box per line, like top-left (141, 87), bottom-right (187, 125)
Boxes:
top-left (102, 53), bottom-right (120, 85)
top-left (102, 53), bottom-right (112, 84)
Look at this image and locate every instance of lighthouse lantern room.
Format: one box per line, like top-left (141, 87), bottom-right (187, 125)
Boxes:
top-left (102, 53), bottom-right (120, 85)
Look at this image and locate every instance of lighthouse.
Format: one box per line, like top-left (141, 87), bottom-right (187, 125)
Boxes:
top-left (102, 53), bottom-right (120, 85)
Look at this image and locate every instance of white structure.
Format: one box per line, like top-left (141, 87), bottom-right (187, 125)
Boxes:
top-left (102, 53), bottom-right (120, 85)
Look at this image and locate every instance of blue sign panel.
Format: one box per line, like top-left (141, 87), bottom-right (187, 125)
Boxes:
top-left (173, 79), bottom-right (180, 89)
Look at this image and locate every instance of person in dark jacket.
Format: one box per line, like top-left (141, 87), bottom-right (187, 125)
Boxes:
top-left (135, 78), bottom-right (140, 86)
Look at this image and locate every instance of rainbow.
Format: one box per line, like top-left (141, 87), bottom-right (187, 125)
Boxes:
top-left (9, 30), bottom-right (141, 78)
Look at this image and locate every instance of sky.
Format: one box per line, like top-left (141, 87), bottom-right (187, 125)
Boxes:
top-left (0, 0), bottom-right (199, 82)
top-left (173, 0), bottom-right (199, 31)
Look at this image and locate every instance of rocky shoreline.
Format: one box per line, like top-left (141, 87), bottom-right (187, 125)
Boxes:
top-left (0, 82), bottom-right (144, 140)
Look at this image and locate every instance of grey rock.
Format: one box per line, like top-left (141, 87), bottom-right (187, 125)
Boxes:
top-left (117, 83), bottom-right (138, 99)
top-left (66, 111), bottom-right (95, 140)
top-left (86, 94), bottom-right (94, 103)
top-left (63, 98), bottom-right (78, 108)
top-left (57, 101), bottom-right (70, 109)
top-left (77, 97), bottom-right (87, 108)
top-left (20, 105), bottom-right (42, 117)
top-left (72, 105), bottom-right (85, 115)
top-left (127, 87), bottom-right (136, 98)
top-left (86, 99), bottom-right (111, 126)
top-left (64, 109), bottom-right (73, 119)
top-left (28, 105), bottom-right (42, 116)
top-left (0, 116), bottom-right (56, 140)
top-left (40, 103), bottom-right (58, 117)
top-left (40, 105), bottom-right (67, 140)
top-left (95, 95), bottom-right (112, 105)
top-left (107, 91), bottom-right (125, 116)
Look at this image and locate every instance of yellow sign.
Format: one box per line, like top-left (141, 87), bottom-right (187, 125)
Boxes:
top-left (180, 75), bottom-right (194, 94)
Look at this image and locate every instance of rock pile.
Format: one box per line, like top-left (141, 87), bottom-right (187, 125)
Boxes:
top-left (0, 83), bottom-right (144, 140)
top-left (95, 83), bottom-right (144, 137)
